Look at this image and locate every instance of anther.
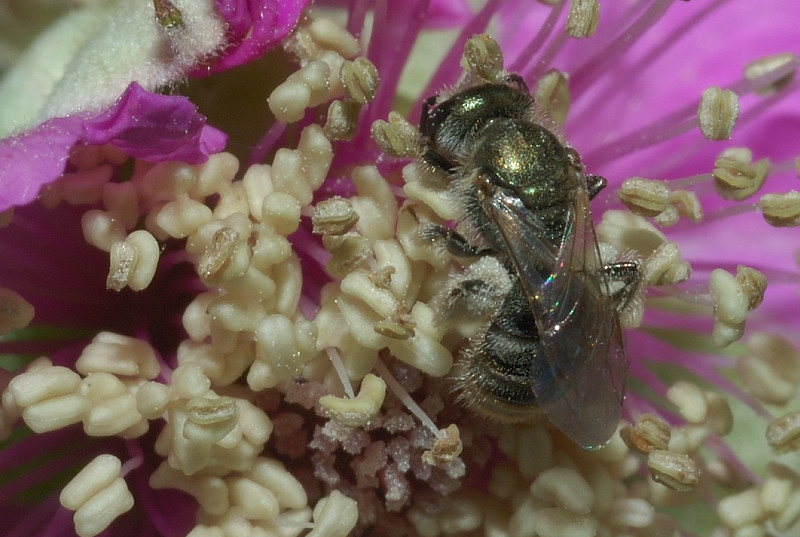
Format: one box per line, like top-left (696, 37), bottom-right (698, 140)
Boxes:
top-left (713, 147), bottom-right (770, 201)
top-left (620, 414), bottom-right (672, 454)
top-left (567, 0), bottom-right (600, 38)
top-left (312, 197), bottom-right (360, 235)
top-left (697, 86), bottom-right (739, 140)
top-left (709, 268), bottom-right (750, 347)
top-left (766, 411), bottom-right (800, 453)
top-left (324, 99), bottom-right (362, 141)
top-left (184, 396), bottom-right (239, 445)
top-left (759, 190), bottom-right (800, 227)
top-left (197, 227), bottom-right (250, 281)
top-left (738, 332), bottom-right (800, 406)
top-left (106, 230), bottom-right (160, 291)
top-left (81, 209), bottom-right (125, 252)
top-left (744, 53), bottom-right (798, 95)
top-left (0, 287), bottom-right (35, 335)
top-left (60, 454), bottom-right (134, 537)
top-left (647, 450), bottom-right (700, 492)
top-left (319, 373), bottom-right (387, 427)
top-left (371, 111), bottom-right (422, 158)
top-left (306, 18), bottom-right (360, 60)
top-left (461, 34), bottom-right (504, 81)
top-left (306, 491), bottom-right (358, 537)
top-left (736, 266), bottom-right (767, 310)
top-left (421, 424), bottom-right (463, 465)
top-left (340, 57), bottom-right (380, 105)
top-left (535, 69), bottom-right (571, 127)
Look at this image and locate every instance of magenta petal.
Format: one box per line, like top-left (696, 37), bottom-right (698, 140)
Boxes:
top-left (0, 82), bottom-right (226, 212)
top-left (206, 0), bottom-right (310, 74)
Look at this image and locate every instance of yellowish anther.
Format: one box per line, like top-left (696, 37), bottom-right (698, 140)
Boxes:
top-left (709, 268), bottom-right (749, 347)
top-left (79, 373), bottom-right (142, 437)
top-left (136, 381), bottom-right (173, 419)
top-left (713, 147), bottom-right (771, 201)
top-left (738, 332), bottom-right (800, 406)
top-left (249, 458), bottom-right (308, 510)
top-left (620, 414), bottom-right (672, 454)
top-left (307, 18), bottom-right (360, 59)
top-left (766, 411), bottom-right (800, 453)
top-left (705, 391), bottom-right (734, 436)
top-left (736, 266), bottom-right (767, 310)
top-left (666, 189), bottom-right (703, 224)
top-left (60, 454), bottom-right (122, 510)
top-left (422, 424), bottom-right (463, 465)
top-left (535, 69), bottom-right (571, 127)
top-left (268, 61), bottom-right (332, 123)
top-left (324, 233), bottom-right (372, 278)
top-left (227, 476), bottom-right (280, 520)
top-left (324, 99), bottom-right (362, 141)
top-left (320, 373), bottom-right (386, 427)
top-left (461, 34), bottom-right (504, 81)
top-left (0, 287), bottom-right (34, 335)
top-left (198, 227), bottom-right (250, 281)
top-left (618, 177), bottom-right (671, 218)
top-left (313, 196), bottom-right (360, 235)
top-left (530, 466), bottom-right (595, 515)
top-left (184, 396), bottom-right (239, 445)
top-left (567, 0), bottom-right (600, 38)
top-left (108, 230), bottom-right (160, 292)
top-left (22, 392), bottom-right (90, 433)
top-left (306, 491), bottom-right (358, 537)
top-left (667, 381), bottom-right (708, 424)
top-left (149, 462), bottom-right (229, 515)
top-left (76, 332), bottom-right (161, 379)
top-left (697, 86), bottom-right (739, 140)
top-left (647, 450), bottom-right (700, 492)
top-left (262, 191), bottom-right (302, 236)
top-left (761, 473), bottom-right (793, 515)
top-left (298, 124), bottom-right (334, 191)
top-left (745, 53), bottom-right (799, 95)
top-left (82, 210), bottom-right (127, 252)
top-left (644, 241), bottom-right (691, 286)
top-left (371, 111), bottom-right (422, 158)
top-left (186, 396), bottom-right (238, 426)
top-left (340, 57), bottom-right (380, 105)
top-left (74, 478), bottom-right (133, 537)
top-left (759, 190), bottom-right (800, 227)
top-left (273, 148), bottom-right (314, 205)
top-left (374, 313), bottom-right (416, 339)
top-left (717, 488), bottom-right (766, 530)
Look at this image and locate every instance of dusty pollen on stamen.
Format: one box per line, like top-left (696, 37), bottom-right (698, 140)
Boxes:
top-left (697, 86), bottom-right (740, 141)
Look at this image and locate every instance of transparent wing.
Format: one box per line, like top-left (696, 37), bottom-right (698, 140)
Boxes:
top-left (480, 174), bottom-right (629, 449)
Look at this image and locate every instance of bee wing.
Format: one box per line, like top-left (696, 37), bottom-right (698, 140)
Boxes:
top-left (482, 176), bottom-right (628, 449)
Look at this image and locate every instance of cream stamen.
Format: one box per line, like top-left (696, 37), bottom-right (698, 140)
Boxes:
top-left (0, 287), bottom-right (34, 335)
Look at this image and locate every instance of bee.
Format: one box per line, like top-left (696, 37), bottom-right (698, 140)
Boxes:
top-left (421, 74), bottom-right (641, 449)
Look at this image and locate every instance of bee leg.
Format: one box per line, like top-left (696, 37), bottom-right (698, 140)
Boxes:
top-left (501, 73), bottom-right (530, 93)
top-left (586, 175), bottom-right (607, 200)
top-left (419, 94), bottom-right (439, 136)
top-left (603, 261), bottom-right (642, 314)
top-left (422, 224), bottom-right (494, 258)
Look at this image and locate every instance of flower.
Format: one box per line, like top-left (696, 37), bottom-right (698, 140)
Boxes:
top-left (2, 1), bottom-right (800, 537)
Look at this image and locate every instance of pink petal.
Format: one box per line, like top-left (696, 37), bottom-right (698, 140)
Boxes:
top-left (203, 0), bottom-right (310, 74)
top-left (0, 82), bottom-right (226, 212)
